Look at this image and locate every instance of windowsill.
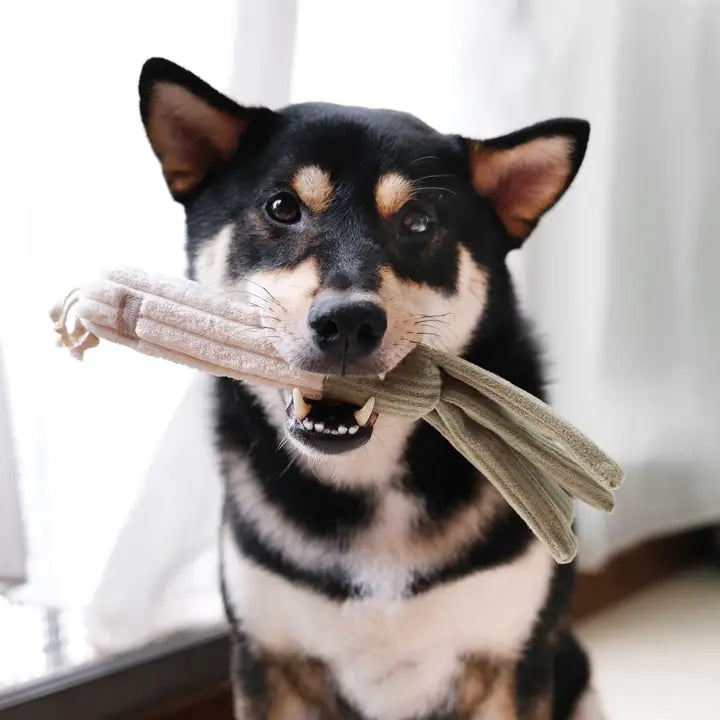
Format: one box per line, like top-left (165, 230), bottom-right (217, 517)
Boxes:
top-left (0, 628), bottom-right (229, 720)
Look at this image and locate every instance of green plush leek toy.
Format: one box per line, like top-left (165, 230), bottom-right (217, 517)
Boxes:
top-left (52, 268), bottom-right (625, 564)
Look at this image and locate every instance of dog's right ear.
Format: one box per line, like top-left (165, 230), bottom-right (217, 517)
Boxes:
top-left (139, 58), bottom-right (270, 201)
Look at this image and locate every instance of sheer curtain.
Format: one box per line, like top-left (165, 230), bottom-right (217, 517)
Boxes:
top-left (1, 0), bottom-right (240, 607)
top-left (512, 0), bottom-right (720, 566)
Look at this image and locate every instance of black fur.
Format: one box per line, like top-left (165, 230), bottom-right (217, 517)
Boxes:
top-left (223, 484), bottom-right (365, 601)
top-left (552, 631), bottom-right (592, 720)
top-left (516, 562), bottom-right (577, 716)
top-left (216, 382), bottom-right (373, 543)
top-left (140, 57), bottom-right (592, 719)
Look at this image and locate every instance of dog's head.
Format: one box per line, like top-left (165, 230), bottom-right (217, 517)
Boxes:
top-left (139, 58), bottom-right (588, 463)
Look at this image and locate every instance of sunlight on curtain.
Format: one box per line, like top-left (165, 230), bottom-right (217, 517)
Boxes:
top-left (0, 0), bottom-right (239, 606)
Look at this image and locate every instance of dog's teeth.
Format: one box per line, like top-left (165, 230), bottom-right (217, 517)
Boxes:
top-left (331, 429), bottom-right (339, 435)
top-left (323, 428), bottom-right (332, 434)
top-left (337, 425), bottom-right (348, 435)
top-left (348, 425), bottom-right (359, 434)
top-left (378, 372), bottom-right (387, 381)
top-left (292, 388), bottom-right (311, 420)
top-left (314, 422), bottom-right (325, 432)
top-left (354, 397), bottom-right (375, 427)
top-left (303, 419), bottom-right (314, 430)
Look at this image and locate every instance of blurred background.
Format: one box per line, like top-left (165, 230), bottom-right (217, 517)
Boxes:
top-left (1, 0), bottom-right (718, 718)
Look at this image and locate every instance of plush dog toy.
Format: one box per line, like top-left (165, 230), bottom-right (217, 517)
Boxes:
top-left (51, 268), bottom-right (624, 563)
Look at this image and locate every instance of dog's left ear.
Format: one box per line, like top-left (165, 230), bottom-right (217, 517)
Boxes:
top-left (466, 118), bottom-right (589, 246)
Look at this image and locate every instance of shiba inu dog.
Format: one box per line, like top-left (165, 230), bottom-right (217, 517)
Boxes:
top-left (139, 57), bottom-right (601, 720)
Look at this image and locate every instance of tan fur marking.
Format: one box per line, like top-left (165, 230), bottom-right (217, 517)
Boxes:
top-left (487, 676), bottom-right (518, 719)
top-left (375, 172), bottom-right (414, 218)
top-left (266, 665), bottom-right (309, 719)
top-left (284, 659), bottom-right (340, 715)
top-left (469, 137), bottom-right (573, 240)
top-left (457, 659), bottom-right (498, 716)
top-left (455, 658), bottom-right (521, 719)
top-left (292, 165), bottom-right (333, 213)
top-left (529, 691), bottom-right (553, 720)
top-left (147, 83), bottom-right (246, 196)
top-left (245, 258), bottom-right (321, 365)
top-left (378, 246), bottom-right (489, 358)
top-left (265, 656), bottom-right (340, 719)
top-left (248, 257), bottom-right (320, 321)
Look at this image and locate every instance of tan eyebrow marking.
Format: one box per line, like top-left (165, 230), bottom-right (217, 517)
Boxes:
top-left (291, 165), bottom-right (333, 213)
top-left (375, 172), bottom-right (415, 218)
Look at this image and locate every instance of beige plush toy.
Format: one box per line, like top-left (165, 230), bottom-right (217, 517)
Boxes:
top-left (51, 268), bottom-right (625, 563)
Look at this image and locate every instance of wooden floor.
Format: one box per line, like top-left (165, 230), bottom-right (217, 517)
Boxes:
top-left (578, 566), bottom-right (720, 719)
top-left (572, 529), bottom-right (703, 618)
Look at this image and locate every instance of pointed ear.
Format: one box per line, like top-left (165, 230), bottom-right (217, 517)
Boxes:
top-left (467, 119), bottom-right (589, 245)
top-left (139, 58), bottom-right (258, 200)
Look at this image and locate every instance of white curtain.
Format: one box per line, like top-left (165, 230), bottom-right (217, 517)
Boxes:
top-left (3, 0), bottom-right (717, 649)
top-left (0, 0), bottom-right (240, 607)
top-left (513, 0), bottom-right (720, 566)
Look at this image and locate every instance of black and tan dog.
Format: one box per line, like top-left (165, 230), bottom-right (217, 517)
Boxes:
top-left (139, 57), bottom-right (601, 720)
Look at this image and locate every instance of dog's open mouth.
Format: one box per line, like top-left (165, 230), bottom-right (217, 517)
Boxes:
top-left (283, 388), bottom-right (377, 454)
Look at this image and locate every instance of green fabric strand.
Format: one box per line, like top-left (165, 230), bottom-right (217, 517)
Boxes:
top-left (60, 269), bottom-right (626, 565)
top-left (428, 403), bottom-right (578, 563)
top-left (328, 345), bottom-right (623, 563)
top-left (442, 379), bottom-right (615, 512)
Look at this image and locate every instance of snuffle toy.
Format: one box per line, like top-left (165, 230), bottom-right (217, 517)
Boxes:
top-left (52, 268), bottom-right (625, 564)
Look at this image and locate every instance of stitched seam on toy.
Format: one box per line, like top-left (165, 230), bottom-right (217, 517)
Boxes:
top-left (118, 294), bottom-right (141, 339)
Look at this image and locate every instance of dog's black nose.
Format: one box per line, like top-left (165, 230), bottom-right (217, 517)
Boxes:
top-left (308, 297), bottom-right (387, 359)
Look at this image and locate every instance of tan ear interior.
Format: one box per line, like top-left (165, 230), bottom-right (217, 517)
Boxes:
top-left (146, 83), bottom-right (247, 196)
top-left (470, 136), bottom-right (574, 241)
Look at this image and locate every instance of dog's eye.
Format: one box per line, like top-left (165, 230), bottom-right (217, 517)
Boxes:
top-left (399, 207), bottom-right (435, 236)
top-left (266, 192), bottom-right (301, 224)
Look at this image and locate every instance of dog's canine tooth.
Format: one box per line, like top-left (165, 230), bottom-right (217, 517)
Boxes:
top-left (303, 419), bottom-right (314, 430)
top-left (354, 397), bottom-right (375, 427)
top-left (292, 388), bottom-right (311, 420)
top-left (314, 421), bottom-right (325, 432)
top-left (378, 372), bottom-right (387, 381)
top-left (348, 425), bottom-right (359, 434)
top-left (337, 425), bottom-right (348, 434)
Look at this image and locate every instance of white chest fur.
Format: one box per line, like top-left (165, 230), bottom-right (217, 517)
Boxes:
top-left (222, 526), bottom-right (553, 720)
